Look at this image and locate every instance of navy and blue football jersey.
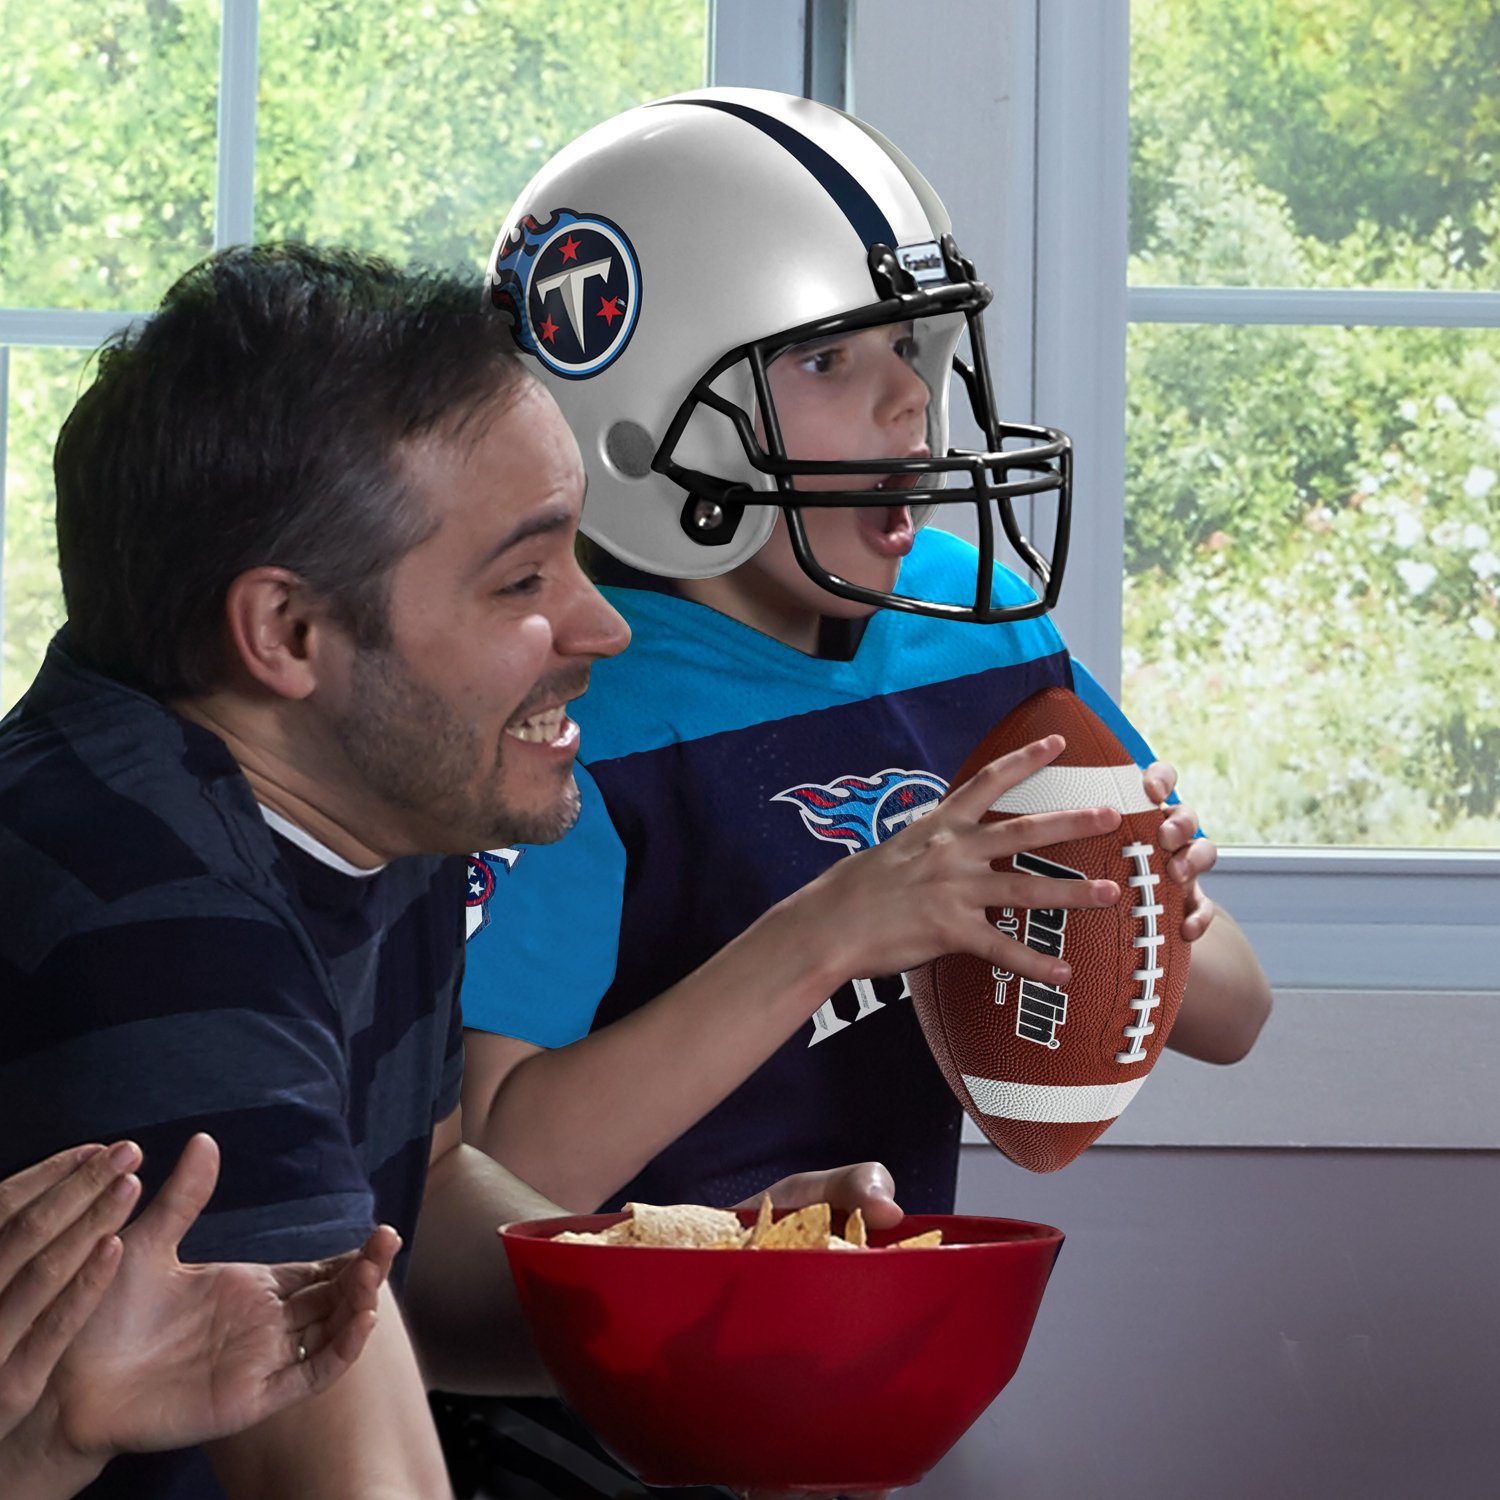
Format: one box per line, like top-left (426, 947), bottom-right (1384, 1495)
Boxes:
top-left (462, 529), bottom-right (1156, 1214)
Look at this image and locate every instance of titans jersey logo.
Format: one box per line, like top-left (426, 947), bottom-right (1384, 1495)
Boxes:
top-left (465, 847), bottom-right (522, 940)
top-left (772, 769), bottom-right (947, 1047)
top-left (771, 768), bottom-right (948, 853)
top-left (489, 208), bottom-right (641, 380)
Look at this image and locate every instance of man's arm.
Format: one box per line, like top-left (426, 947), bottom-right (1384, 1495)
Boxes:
top-left (463, 737), bottom-right (1127, 1212)
top-left (400, 1108), bottom-right (561, 1397)
top-left (205, 1283), bottom-right (447, 1500)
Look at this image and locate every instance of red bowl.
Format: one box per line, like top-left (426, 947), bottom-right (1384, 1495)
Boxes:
top-left (499, 1210), bottom-right (1064, 1492)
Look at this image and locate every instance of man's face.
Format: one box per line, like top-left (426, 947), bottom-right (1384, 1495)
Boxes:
top-left (326, 379), bottom-right (629, 856)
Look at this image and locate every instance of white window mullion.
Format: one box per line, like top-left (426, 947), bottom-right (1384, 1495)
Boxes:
top-left (0, 347), bottom-right (9, 654)
top-left (709, 0), bottom-right (806, 94)
top-left (215, 0), bottom-right (260, 250)
top-left (1031, 0), bottom-right (1130, 696)
top-left (1129, 285), bottom-right (1500, 328)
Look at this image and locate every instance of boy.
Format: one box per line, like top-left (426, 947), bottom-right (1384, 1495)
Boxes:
top-left (459, 88), bottom-right (1270, 1224)
top-left (447, 90), bottom-right (1271, 1498)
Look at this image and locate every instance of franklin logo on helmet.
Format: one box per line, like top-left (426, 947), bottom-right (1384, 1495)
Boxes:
top-left (485, 87), bottom-right (1073, 624)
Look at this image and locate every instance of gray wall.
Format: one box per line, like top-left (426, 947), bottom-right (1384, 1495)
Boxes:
top-left (925, 1143), bottom-right (1500, 1500)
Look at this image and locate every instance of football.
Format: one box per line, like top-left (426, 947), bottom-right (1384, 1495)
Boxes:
top-left (908, 688), bottom-right (1190, 1173)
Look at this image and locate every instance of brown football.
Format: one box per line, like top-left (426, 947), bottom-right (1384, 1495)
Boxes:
top-left (908, 687), bottom-right (1190, 1173)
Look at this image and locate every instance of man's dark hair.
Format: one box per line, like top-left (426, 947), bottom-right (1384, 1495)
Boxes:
top-left (54, 243), bottom-right (528, 697)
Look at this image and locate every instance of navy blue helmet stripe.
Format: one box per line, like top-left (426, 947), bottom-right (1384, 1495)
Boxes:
top-left (671, 98), bottom-right (897, 250)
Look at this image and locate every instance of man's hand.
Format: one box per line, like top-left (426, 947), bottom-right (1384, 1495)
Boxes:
top-left (804, 735), bottom-right (1122, 988)
top-left (50, 1133), bottom-right (399, 1458)
top-left (1143, 761), bottom-right (1216, 942)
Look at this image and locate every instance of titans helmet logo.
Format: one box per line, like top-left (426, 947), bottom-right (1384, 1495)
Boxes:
top-left (489, 208), bottom-right (641, 380)
top-left (772, 769), bottom-right (948, 854)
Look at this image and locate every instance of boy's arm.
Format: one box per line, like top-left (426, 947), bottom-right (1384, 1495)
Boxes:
top-left (1163, 906), bottom-right (1271, 1063)
top-left (1072, 660), bottom-right (1272, 1065)
top-left (399, 1109), bottom-right (558, 1396)
top-left (1142, 763), bottom-right (1272, 1064)
top-left (463, 736), bottom-right (1127, 1211)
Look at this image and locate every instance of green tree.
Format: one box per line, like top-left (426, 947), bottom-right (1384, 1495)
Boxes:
top-left (1, 0), bottom-right (706, 709)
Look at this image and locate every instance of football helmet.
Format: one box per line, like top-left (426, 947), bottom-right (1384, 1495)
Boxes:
top-left (487, 87), bottom-right (1071, 623)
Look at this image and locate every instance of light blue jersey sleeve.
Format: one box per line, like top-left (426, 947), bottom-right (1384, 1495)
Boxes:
top-left (460, 763), bottom-right (626, 1047)
top-left (1069, 657), bottom-right (1187, 814)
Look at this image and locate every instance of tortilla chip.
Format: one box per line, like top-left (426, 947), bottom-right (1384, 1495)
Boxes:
top-left (625, 1201), bottom-right (745, 1249)
top-left (756, 1201), bottom-right (832, 1250)
top-left (889, 1228), bottom-right (944, 1249)
top-left (844, 1207), bottom-right (867, 1248)
top-left (744, 1192), bottom-right (775, 1249)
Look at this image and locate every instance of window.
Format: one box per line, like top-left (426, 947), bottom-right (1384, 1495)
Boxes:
top-left (850, 0), bottom-right (1497, 992)
top-left (0, 0), bottom-right (709, 711)
top-left (1126, 0), bottom-right (1500, 850)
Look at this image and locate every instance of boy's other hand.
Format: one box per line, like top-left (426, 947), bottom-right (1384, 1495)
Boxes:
top-left (734, 1161), bottom-right (903, 1234)
top-left (1143, 760), bottom-right (1217, 943)
top-left (804, 734), bottom-right (1122, 990)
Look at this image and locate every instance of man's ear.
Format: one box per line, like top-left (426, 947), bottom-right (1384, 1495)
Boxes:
top-left (223, 567), bottom-right (339, 700)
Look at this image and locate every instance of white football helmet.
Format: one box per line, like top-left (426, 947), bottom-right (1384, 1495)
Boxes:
top-left (487, 87), bottom-right (1071, 623)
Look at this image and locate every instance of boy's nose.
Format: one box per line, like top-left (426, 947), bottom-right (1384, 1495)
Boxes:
top-left (880, 358), bottom-right (931, 431)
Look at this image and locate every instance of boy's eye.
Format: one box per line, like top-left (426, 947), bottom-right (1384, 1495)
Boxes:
top-left (893, 333), bottom-right (918, 362)
top-left (796, 345), bottom-right (842, 375)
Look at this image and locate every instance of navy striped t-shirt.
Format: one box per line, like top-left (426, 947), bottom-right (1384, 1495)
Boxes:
top-left (0, 633), bottom-right (466, 1499)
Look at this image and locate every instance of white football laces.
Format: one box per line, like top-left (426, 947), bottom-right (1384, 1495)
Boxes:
top-left (1117, 841), bottom-right (1165, 1064)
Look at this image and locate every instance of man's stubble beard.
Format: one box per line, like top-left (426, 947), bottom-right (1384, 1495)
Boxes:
top-left (333, 644), bottom-right (581, 852)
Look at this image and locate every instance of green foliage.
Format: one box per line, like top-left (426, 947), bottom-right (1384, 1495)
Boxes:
top-left (1126, 0), bottom-right (1500, 846)
top-left (1, 0), bottom-right (706, 710)
top-left (1131, 0), bottom-right (1500, 283)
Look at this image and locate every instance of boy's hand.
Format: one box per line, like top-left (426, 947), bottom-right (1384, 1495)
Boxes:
top-left (1143, 760), bottom-right (1216, 943)
top-left (734, 1161), bottom-right (903, 1234)
top-left (804, 734), bottom-right (1122, 990)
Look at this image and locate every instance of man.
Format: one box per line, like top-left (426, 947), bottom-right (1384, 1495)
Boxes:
top-left (0, 243), bottom-right (630, 1497)
top-left (2, 244), bottom-right (935, 1498)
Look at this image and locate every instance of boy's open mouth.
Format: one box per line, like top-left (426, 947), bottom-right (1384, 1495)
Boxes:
top-left (856, 500), bottom-right (916, 558)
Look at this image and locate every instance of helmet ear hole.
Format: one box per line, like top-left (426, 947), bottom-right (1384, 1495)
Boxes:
top-left (604, 419), bottom-right (657, 479)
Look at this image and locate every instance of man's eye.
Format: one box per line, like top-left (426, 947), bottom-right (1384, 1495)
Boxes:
top-left (798, 347), bottom-right (839, 375)
top-left (498, 572), bottom-right (543, 597)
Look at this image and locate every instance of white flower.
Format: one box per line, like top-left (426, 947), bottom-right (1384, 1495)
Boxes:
top-left (1395, 559), bottom-right (1438, 595)
top-left (1435, 394), bottom-right (1458, 415)
top-left (1469, 616), bottom-right (1496, 642)
top-left (1469, 551), bottom-right (1500, 580)
top-left (1463, 466), bottom-right (1497, 498)
top-left (1399, 399), bottom-right (1419, 422)
top-left (1393, 511), bottom-right (1424, 548)
top-left (1462, 523), bottom-right (1491, 549)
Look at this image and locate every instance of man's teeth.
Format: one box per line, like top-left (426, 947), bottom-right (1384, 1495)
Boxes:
top-left (507, 707), bottom-right (568, 743)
